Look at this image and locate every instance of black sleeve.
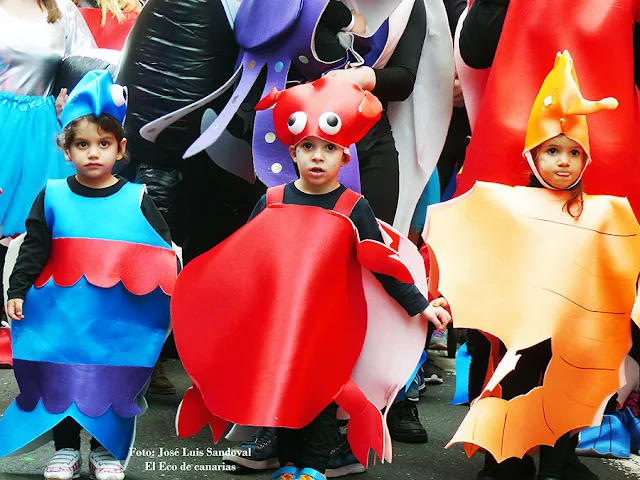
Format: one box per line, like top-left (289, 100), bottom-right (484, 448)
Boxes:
top-left (248, 195), bottom-right (267, 221)
top-left (140, 192), bottom-right (181, 273)
top-left (321, 0), bottom-right (353, 33)
top-left (7, 190), bottom-right (52, 300)
top-left (371, 0), bottom-right (427, 103)
top-left (634, 23), bottom-right (640, 89)
top-left (443, 0), bottom-right (468, 37)
top-left (351, 198), bottom-right (429, 317)
top-left (140, 192), bottom-right (172, 245)
top-left (459, 0), bottom-right (509, 69)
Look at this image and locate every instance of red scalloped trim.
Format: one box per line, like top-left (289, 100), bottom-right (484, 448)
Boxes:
top-left (35, 238), bottom-right (176, 296)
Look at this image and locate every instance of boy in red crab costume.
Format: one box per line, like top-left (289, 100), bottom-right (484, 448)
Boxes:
top-left (170, 76), bottom-right (451, 480)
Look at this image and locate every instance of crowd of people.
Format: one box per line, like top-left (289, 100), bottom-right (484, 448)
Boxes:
top-left (0, 1), bottom-right (639, 480)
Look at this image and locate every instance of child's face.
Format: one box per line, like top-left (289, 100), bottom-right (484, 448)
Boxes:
top-left (289, 137), bottom-right (349, 189)
top-left (534, 135), bottom-right (586, 189)
top-left (64, 118), bottom-right (126, 187)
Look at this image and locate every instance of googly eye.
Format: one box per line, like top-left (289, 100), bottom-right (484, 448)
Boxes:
top-left (319, 112), bottom-right (342, 135)
top-left (110, 84), bottom-right (128, 107)
top-left (287, 111), bottom-right (307, 135)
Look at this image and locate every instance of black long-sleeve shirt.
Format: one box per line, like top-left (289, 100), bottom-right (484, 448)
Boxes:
top-left (250, 182), bottom-right (430, 317)
top-left (8, 176), bottom-right (174, 300)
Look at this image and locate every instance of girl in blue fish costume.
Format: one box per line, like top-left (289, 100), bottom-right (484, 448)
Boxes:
top-left (1, 70), bottom-right (177, 480)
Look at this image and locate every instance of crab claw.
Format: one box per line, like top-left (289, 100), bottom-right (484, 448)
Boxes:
top-left (176, 385), bottom-right (228, 443)
top-left (335, 380), bottom-right (389, 467)
top-left (255, 87), bottom-right (282, 111)
top-left (357, 240), bottom-right (414, 284)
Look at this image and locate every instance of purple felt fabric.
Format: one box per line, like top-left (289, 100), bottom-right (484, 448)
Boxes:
top-left (14, 360), bottom-right (152, 418)
top-left (235, 0), bottom-right (304, 49)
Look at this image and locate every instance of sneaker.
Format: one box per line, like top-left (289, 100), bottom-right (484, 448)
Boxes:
top-left (147, 360), bottom-right (176, 395)
top-left (299, 467), bottom-right (327, 480)
top-left (222, 427), bottom-right (280, 471)
top-left (406, 370), bottom-right (421, 403)
top-left (270, 466), bottom-right (299, 480)
top-left (44, 449), bottom-right (82, 480)
top-left (89, 448), bottom-right (124, 480)
top-left (386, 400), bottom-right (428, 443)
top-left (428, 330), bottom-right (448, 351)
top-left (422, 358), bottom-right (444, 386)
top-left (326, 436), bottom-right (366, 478)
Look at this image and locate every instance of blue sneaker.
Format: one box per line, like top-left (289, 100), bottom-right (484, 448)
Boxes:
top-left (326, 436), bottom-right (366, 478)
top-left (222, 427), bottom-right (280, 471)
top-left (271, 466), bottom-right (299, 480)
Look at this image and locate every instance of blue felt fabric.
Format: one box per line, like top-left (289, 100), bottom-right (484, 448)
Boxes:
top-left (450, 343), bottom-right (471, 405)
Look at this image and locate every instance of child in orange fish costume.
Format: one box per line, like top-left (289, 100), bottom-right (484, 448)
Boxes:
top-left (426, 50), bottom-right (640, 480)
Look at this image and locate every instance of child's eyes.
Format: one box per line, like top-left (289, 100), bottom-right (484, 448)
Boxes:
top-left (570, 149), bottom-right (581, 156)
top-left (325, 144), bottom-right (336, 151)
top-left (547, 148), bottom-right (557, 154)
top-left (100, 141), bottom-right (111, 147)
top-left (303, 143), bottom-right (313, 150)
top-left (76, 141), bottom-right (88, 148)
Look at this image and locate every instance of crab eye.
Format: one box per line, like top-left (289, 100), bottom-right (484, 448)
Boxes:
top-left (110, 84), bottom-right (128, 107)
top-left (287, 111), bottom-right (307, 135)
top-left (319, 112), bottom-right (342, 135)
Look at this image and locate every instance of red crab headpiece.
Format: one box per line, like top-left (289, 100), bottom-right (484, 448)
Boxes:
top-left (255, 76), bottom-right (383, 154)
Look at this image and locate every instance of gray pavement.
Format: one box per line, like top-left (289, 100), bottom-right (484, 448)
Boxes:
top-left (1, 354), bottom-right (639, 479)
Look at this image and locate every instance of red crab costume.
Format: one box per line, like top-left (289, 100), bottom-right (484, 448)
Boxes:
top-left (454, 0), bottom-right (640, 212)
top-left (170, 77), bottom-right (431, 466)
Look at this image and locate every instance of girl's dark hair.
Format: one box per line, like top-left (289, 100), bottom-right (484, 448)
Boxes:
top-left (39, 0), bottom-right (62, 23)
top-left (57, 114), bottom-right (129, 162)
top-left (530, 145), bottom-right (584, 219)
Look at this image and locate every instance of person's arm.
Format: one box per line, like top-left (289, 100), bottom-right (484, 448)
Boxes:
top-left (459, 0), bottom-right (509, 69)
top-left (351, 198), bottom-right (429, 317)
top-left (247, 195), bottom-right (267, 222)
top-left (443, 0), bottom-right (469, 37)
top-left (321, 1), bottom-right (354, 33)
top-left (62, 0), bottom-right (98, 56)
top-left (7, 190), bottom-right (52, 301)
top-left (140, 191), bottom-right (183, 273)
top-left (370, 0), bottom-right (427, 102)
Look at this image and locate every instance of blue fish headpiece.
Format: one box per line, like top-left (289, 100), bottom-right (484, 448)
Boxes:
top-left (60, 70), bottom-right (128, 128)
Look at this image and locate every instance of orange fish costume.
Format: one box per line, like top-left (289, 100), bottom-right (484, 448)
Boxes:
top-left (425, 51), bottom-right (640, 462)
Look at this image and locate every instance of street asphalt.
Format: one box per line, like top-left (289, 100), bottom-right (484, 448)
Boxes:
top-left (0, 353), bottom-right (639, 480)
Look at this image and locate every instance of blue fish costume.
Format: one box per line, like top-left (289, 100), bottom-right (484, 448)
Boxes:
top-left (0, 71), bottom-right (176, 461)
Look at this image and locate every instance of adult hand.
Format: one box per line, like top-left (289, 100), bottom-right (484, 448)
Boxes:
top-left (351, 10), bottom-right (367, 35)
top-left (453, 78), bottom-right (465, 108)
top-left (7, 299), bottom-right (24, 321)
top-left (325, 66), bottom-right (376, 91)
top-left (55, 88), bottom-right (68, 119)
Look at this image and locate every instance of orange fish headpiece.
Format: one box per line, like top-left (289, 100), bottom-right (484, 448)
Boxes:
top-left (523, 50), bottom-right (618, 190)
top-left (255, 76), bottom-right (382, 154)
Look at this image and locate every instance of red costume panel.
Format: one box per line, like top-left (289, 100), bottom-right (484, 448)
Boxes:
top-left (456, 0), bottom-right (640, 212)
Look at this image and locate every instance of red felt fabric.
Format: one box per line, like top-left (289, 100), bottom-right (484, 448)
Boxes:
top-left (79, 9), bottom-right (138, 50)
top-left (34, 238), bottom-right (176, 296)
top-left (455, 0), bottom-right (640, 213)
top-left (172, 203), bottom-right (368, 428)
top-left (0, 328), bottom-right (12, 366)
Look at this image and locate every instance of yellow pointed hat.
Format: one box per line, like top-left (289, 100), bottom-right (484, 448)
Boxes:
top-left (523, 50), bottom-right (618, 187)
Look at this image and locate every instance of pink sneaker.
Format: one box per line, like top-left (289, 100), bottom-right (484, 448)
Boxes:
top-left (89, 447), bottom-right (124, 480)
top-left (44, 448), bottom-right (82, 480)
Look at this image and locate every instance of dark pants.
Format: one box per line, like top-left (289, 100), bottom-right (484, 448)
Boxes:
top-left (276, 403), bottom-right (339, 473)
top-left (357, 120), bottom-right (400, 225)
top-left (53, 417), bottom-right (102, 451)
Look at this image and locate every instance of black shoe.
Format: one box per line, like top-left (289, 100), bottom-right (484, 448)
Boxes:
top-left (386, 400), bottom-right (428, 443)
top-left (562, 454), bottom-right (599, 480)
top-left (222, 427), bottom-right (280, 472)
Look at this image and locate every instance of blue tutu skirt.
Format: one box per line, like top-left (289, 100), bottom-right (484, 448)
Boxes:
top-left (0, 92), bottom-right (75, 237)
